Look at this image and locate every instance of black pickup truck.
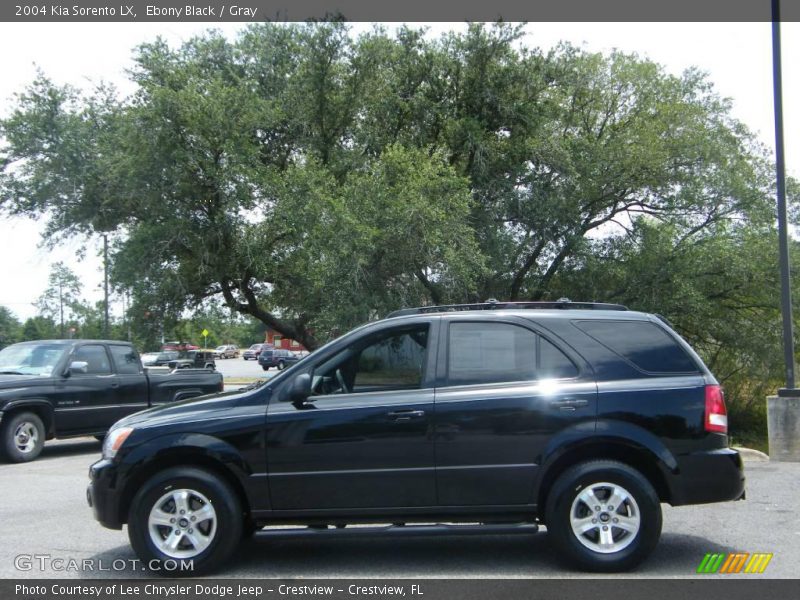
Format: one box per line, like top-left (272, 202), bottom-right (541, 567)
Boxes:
top-left (0, 339), bottom-right (224, 463)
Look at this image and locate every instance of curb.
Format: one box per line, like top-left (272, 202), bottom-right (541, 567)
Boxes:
top-left (733, 446), bottom-right (770, 462)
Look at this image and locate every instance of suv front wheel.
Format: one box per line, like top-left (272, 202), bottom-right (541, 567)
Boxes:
top-left (1, 411), bottom-right (45, 462)
top-left (545, 460), bottom-right (662, 572)
top-left (127, 467), bottom-right (242, 576)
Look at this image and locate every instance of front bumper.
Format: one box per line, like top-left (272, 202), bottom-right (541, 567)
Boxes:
top-left (87, 458), bottom-right (124, 530)
top-left (670, 447), bottom-right (745, 506)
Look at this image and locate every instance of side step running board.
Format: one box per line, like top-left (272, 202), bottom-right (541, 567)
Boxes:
top-left (253, 523), bottom-right (539, 539)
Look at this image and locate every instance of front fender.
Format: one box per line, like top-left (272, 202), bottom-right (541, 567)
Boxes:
top-left (0, 398), bottom-right (56, 436)
top-left (122, 431), bottom-right (251, 478)
top-left (117, 431), bottom-right (261, 516)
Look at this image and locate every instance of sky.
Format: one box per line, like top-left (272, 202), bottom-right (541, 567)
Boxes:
top-left (0, 21), bottom-right (798, 321)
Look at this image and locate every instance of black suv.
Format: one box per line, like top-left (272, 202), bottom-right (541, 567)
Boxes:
top-left (258, 348), bottom-right (301, 371)
top-left (87, 301), bottom-right (744, 575)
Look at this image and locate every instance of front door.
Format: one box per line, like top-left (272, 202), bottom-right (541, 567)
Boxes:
top-left (434, 318), bottom-right (597, 506)
top-left (266, 321), bottom-right (437, 510)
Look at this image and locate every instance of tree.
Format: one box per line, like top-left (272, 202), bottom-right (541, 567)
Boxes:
top-left (0, 23), bottom-right (785, 353)
top-left (35, 262), bottom-right (83, 338)
top-left (21, 316), bottom-right (58, 341)
top-left (0, 306), bottom-right (21, 348)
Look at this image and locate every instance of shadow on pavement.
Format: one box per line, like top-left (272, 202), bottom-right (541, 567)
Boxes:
top-left (0, 438), bottom-right (102, 466)
top-left (78, 530), bottom-right (738, 578)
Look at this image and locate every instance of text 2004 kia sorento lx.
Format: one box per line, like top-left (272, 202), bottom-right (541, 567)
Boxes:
top-left (88, 301), bottom-right (745, 574)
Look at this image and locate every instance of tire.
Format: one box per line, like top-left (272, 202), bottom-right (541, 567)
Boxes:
top-left (261, 366), bottom-right (269, 371)
top-left (1, 411), bottom-right (45, 463)
top-left (127, 467), bottom-right (243, 576)
top-left (277, 361), bottom-right (286, 371)
top-left (544, 460), bottom-right (662, 572)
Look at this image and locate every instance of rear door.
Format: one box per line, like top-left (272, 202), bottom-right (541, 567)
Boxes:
top-left (433, 317), bottom-right (597, 506)
top-left (107, 344), bottom-right (149, 418)
top-left (55, 344), bottom-right (118, 433)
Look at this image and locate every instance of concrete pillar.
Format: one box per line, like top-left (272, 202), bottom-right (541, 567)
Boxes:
top-left (767, 395), bottom-right (800, 461)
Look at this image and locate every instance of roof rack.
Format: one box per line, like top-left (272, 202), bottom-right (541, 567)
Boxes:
top-left (385, 298), bottom-right (629, 319)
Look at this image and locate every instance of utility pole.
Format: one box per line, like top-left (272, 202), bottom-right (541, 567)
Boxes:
top-left (772, 0), bottom-right (797, 395)
top-left (58, 279), bottom-right (64, 339)
top-left (767, 0), bottom-right (800, 462)
top-left (103, 233), bottom-right (110, 338)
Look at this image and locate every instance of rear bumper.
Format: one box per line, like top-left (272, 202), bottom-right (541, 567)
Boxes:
top-left (669, 447), bottom-right (745, 506)
top-left (87, 458), bottom-right (124, 530)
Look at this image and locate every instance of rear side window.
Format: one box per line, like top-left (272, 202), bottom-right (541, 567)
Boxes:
top-left (574, 320), bottom-right (698, 374)
top-left (73, 345), bottom-right (112, 375)
top-left (109, 345), bottom-right (142, 374)
top-left (447, 322), bottom-right (577, 385)
top-left (539, 338), bottom-right (579, 379)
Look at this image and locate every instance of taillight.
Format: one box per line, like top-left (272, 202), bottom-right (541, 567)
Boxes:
top-left (705, 384), bottom-right (728, 434)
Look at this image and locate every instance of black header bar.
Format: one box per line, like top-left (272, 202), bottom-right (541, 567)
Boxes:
top-left (2, 0), bottom-right (800, 22)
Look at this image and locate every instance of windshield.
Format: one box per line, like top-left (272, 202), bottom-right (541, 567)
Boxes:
top-left (0, 343), bottom-right (66, 376)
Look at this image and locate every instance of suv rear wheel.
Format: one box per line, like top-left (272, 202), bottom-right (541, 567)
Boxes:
top-left (127, 467), bottom-right (242, 576)
top-left (545, 460), bottom-right (661, 572)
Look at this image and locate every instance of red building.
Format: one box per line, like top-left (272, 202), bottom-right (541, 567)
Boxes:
top-left (263, 328), bottom-right (306, 352)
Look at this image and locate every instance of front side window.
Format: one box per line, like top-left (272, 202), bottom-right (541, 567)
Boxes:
top-left (311, 325), bottom-right (429, 397)
top-left (73, 345), bottom-right (112, 375)
top-left (447, 322), bottom-right (578, 385)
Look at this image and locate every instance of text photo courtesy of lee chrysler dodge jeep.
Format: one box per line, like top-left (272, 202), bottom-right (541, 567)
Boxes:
top-left (87, 301), bottom-right (744, 575)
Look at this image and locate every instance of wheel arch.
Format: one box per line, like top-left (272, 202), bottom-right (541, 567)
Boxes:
top-left (535, 437), bottom-right (675, 516)
top-left (1, 399), bottom-right (55, 439)
top-left (119, 435), bottom-right (252, 525)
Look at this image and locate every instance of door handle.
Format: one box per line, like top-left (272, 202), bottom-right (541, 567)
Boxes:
top-left (110, 382), bottom-right (120, 389)
top-left (549, 398), bottom-right (589, 410)
top-left (387, 409), bottom-right (426, 421)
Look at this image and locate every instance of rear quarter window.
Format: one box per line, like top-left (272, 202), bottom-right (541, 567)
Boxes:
top-left (573, 319), bottom-right (699, 374)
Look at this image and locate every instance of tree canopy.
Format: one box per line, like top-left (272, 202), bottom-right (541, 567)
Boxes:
top-left (0, 23), bottom-right (793, 378)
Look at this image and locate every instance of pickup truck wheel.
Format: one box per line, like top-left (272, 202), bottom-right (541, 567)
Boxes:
top-left (2, 412), bottom-right (45, 463)
top-left (261, 366), bottom-right (269, 371)
top-left (277, 361), bottom-right (286, 370)
top-left (544, 460), bottom-right (661, 572)
top-left (128, 467), bottom-right (242, 576)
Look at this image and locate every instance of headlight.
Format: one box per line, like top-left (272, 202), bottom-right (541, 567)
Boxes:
top-left (102, 427), bottom-right (134, 459)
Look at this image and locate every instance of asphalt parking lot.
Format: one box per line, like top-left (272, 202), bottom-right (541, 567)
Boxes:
top-left (0, 443), bottom-right (796, 579)
top-left (210, 355), bottom-right (278, 381)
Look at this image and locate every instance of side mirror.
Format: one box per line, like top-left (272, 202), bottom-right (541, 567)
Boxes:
top-left (68, 361), bottom-right (89, 375)
top-left (289, 373), bottom-right (312, 406)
